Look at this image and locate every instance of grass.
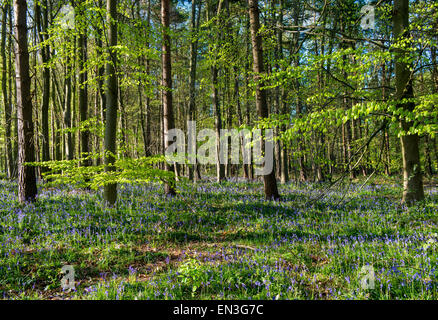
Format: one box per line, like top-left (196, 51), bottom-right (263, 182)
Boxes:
top-left (0, 178), bottom-right (437, 300)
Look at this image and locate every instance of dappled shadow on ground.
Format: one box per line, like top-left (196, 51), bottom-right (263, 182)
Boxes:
top-left (1, 180), bottom-right (437, 299)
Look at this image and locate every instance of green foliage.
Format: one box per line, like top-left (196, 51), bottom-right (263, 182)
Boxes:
top-left (2, 180), bottom-right (437, 299)
top-left (28, 155), bottom-right (175, 191)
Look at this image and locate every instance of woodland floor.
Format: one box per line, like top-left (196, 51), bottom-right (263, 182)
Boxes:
top-left (0, 177), bottom-right (437, 300)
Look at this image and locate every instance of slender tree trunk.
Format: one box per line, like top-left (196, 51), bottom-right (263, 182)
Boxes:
top-left (94, 76), bottom-right (101, 165)
top-left (78, 1), bottom-right (90, 168)
top-left (432, 45), bottom-right (438, 93)
top-left (424, 135), bottom-right (434, 176)
top-left (248, 0), bottom-right (280, 200)
top-left (104, 0), bottom-right (118, 205)
top-left (14, 0), bottom-right (37, 202)
top-left (118, 83), bottom-right (128, 157)
top-left (64, 36), bottom-right (73, 161)
top-left (95, 0), bottom-right (106, 165)
top-left (51, 73), bottom-right (62, 162)
top-left (393, 0), bottom-right (424, 204)
top-left (1, 4), bottom-right (13, 178)
top-left (244, 16), bottom-right (254, 181)
top-left (139, 76), bottom-right (149, 156)
top-left (212, 66), bottom-right (225, 182)
top-left (381, 61), bottom-right (391, 176)
top-left (432, 45), bottom-right (438, 171)
top-left (161, 0), bottom-right (176, 195)
top-left (234, 65), bottom-right (248, 180)
top-left (97, 0), bottom-right (106, 123)
top-left (35, 0), bottom-right (51, 174)
top-left (208, 1), bottom-right (225, 183)
top-left (290, 3), bottom-right (305, 182)
top-left (9, 5), bottom-right (18, 179)
top-left (187, 0), bottom-right (200, 181)
top-left (138, 0), bottom-right (151, 157)
top-left (278, 0), bottom-right (288, 183)
top-left (296, 79), bottom-right (306, 182)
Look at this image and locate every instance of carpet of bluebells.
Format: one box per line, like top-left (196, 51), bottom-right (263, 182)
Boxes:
top-left (0, 178), bottom-right (437, 300)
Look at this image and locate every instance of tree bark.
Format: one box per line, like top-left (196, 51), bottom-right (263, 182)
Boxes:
top-left (104, 0), bottom-right (118, 205)
top-left (248, 0), bottom-right (280, 200)
top-left (63, 35), bottom-right (73, 161)
top-left (278, 0), bottom-right (288, 183)
top-left (94, 0), bottom-right (106, 165)
top-left (161, 0), bottom-right (176, 196)
top-left (14, 0), bottom-right (37, 202)
top-left (139, 0), bottom-right (151, 158)
top-left (78, 1), bottom-right (90, 168)
top-left (188, 0), bottom-right (201, 181)
top-left (208, 0), bottom-right (225, 183)
top-left (1, 4), bottom-right (13, 178)
top-left (35, 0), bottom-right (51, 174)
top-left (393, 0), bottom-right (424, 204)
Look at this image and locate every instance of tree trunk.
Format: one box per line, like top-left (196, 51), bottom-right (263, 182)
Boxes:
top-left (234, 65), bottom-right (248, 180)
top-left (78, 1), bottom-right (90, 168)
top-left (9, 5), bottom-right (18, 179)
top-left (212, 65), bottom-right (225, 182)
top-left (104, 0), bottom-right (118, 205)
top-left (35, 0), bottom-right (51, 174)
top-left (187, 0), bottom-right (201, 181)
top-left (245, 16), bottom-right (254, 181)
top-left (431, 45), bottom-right (438, 93)
top-left (248, 0), bottom-right (280, 200)
top-left (208, 1), bottom-right (225, 183)
top-left (1, 4), bottom-right (13, 178)
top-left (393, 0), bottom-right (424, 204)
top-left (161, 0), bottom-right (176, 196)
top-left (64, 36), bottom-right (73, 161)
top-left (95, 0), bottom-right (106, 165)
top-left (382, 61), bottom-right (391, 176)
top-left (118, 83), bottom-right (128, 157)
top-left (138, 0), bottom-right (151, 158)
top-left (14, 0), bottom-right (37, 202)
top-left (51, 72), bottom-right (62, 162)
top-left (291, 3), bottom-right (305, 182)
top-left (278, 0), bottom-right (288, 183)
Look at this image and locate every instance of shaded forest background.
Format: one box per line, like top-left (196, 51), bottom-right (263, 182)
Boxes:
top-left (0, 0), bottom-right (437, 205)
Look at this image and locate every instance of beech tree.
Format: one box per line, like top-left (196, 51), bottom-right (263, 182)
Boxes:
top-left (14, 0), bottom-right (37, 203)
top-left (248, 0), bottom-right (280, 200)
top-left (161, 0), bottom-right (176, 196)
top-left (1, 3), bottom-right (13, 178)
top-left (35, 0), bottom-right (50, 173)
top-left (78, 0), bottom-right (90, 169)
top-left (393, 0), bottom-right (425, 203)
top-left (104, 0), bottom-right (119, 205)
top-left (0, 0), bottom-right (435, 205)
